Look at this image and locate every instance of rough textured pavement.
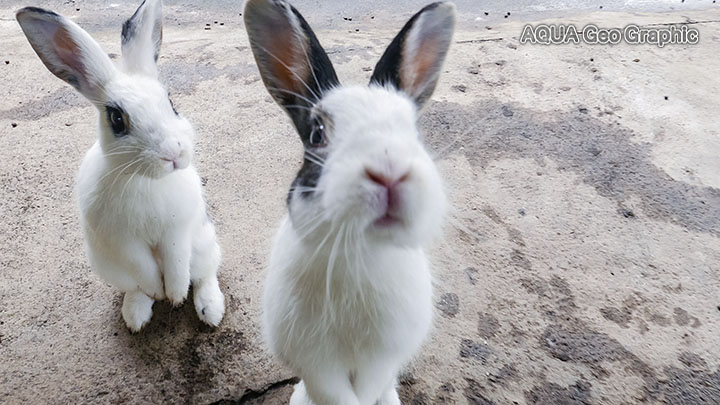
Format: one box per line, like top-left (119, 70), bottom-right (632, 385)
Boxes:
top-left (1, 1), bottom-right (719, 404)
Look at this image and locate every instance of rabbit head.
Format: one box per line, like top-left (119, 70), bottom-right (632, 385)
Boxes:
top-left (16, 0), bottom-right (193, 179)
top-left (245, 0), bottom-right (455, 247)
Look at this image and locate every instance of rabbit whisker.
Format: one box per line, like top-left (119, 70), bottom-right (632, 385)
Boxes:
top-left (119, 161), bottom-right (146, 201)
top-left (296, 34), bottom-right (329, 96)
top-left (284, 104), bottom-right (315, 113)
top-left (77, 157), bottom-right (142, 202)
top-left (266, 86), bottom-right (318, 108)
top-left (254, 43), bottom-right (321, 101)
top-left (323, 221), bottom-right (346, 321)
top-left (107, 157), bottom-right (145, 194)
top-left (304, 149), bottom-right (326, 162)
top-left (303, 154), bottom-right (325, 167)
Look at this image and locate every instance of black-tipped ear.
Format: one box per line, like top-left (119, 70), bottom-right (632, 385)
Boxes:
top-left (370, 2), bottom-right (455, 109)
top-left (16, 7), bottom-right (116, 102)
top-left (244, 0), bottom-right (339, 144)
top-left (121, 0), bottom-right (163, 77)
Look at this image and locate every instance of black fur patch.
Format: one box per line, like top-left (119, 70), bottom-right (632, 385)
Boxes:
top-left (121, 0), bottom-right (146, 45)
top-left (369, 2), bottom-right (442, 102)
top-left (284, 5), bottom-right (339, 146)
top-left (287, 151), bottom-right (325, 206)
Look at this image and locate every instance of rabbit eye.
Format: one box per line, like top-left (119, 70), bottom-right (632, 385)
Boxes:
top-left (309, 119), bottom-right (326, 147)
top-left (106, 106), bottom-right (128, 137)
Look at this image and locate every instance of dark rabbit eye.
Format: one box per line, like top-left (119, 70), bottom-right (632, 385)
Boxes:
top-left (106, 106), bottom-right (128, 136)
top-left (309, 118), bottom-right (326, 147)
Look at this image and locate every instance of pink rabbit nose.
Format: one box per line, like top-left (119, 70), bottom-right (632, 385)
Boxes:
top-left (365, 168), bottom-right (409, 189)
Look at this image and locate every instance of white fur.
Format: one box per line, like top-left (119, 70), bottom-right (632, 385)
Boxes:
top-left (263, 86), bottom-right (446, 404)
top-left (17, 1), bottom-right (224, 332)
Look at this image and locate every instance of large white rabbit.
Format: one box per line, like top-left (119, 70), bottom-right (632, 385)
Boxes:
top-left (244, 1), bottom-right (455, 403)
top-left (16, 0), bottom-right (224, 332)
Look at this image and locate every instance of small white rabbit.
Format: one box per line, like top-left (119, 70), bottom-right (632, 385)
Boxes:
top-left (16, 0), bottom-right (224, 332)
top-left (244, 1), bottom-right (455, 403)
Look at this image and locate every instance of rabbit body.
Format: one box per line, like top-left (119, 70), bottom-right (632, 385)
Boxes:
top-left (245, 0), bottom-right (455, 401)
top-left (77, 142), bottom-right (223, 331)
top-left (16, 0), bottom-right (225, 331)
top-left (265, 216), bottom-right (432, 405)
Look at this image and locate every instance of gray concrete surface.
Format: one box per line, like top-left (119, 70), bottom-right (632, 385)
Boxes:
top-left (1, 1), bottom-right (719, 404)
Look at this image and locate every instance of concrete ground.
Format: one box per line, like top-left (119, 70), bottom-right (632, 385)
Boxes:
top-left (1, 0), bottom-right (719, 404)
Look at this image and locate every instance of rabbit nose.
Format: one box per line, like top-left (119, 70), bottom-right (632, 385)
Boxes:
top-left (365, 168), bottom-right (409, 188)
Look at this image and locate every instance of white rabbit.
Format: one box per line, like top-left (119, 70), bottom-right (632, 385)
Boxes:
top-left (16, 0), bottom-right (224, 332)
top-left (244, 1), bottom-right (455, 403)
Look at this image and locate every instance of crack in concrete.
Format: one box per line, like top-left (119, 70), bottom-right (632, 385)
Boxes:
top-left (456, 38), bottom-right (505, 44)
top-left (210, 377), bottom-right (300, 404)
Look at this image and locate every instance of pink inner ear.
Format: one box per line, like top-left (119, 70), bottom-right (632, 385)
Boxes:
top-left (407, 35), bottom-right (442, 92)
top-left (54, 26), bottom-right (85, 76)
top-left (266, 30), bottom-right (310, 97)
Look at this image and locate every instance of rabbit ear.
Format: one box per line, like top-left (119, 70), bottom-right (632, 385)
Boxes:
top-left (244, 0), bottom-right (339, 141)
top-left (370, 2), bottom-right (455, 109)
top-left (121, 0), bottom-right (163, 77)
top-left (16, 7), bottom-right (116, 102)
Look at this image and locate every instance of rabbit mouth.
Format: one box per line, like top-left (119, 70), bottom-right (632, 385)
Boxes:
top-left (160, 157), bottom-right (177, 169)
top-left (373, 213), bottom-right (401, 228)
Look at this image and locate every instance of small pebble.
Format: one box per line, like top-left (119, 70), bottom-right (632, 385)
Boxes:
top-left (504, 15), bottom-right (508, 18)
top-left (206, 23), bottom-right (210, 26)
top-left (484, 12), bottom-right (489, 15)
top-left (518, 208), bottom-right (526, 216)
top-left (4, 61), bottom-right (9, 65)
top-left (220, 22), bottom-right (224, 26)
top-left (452, 84), bottom-right (467, 93)
top-left (664, 96), bottom-right (669, 100)
top-left (355, 29), bottom-right (359, 32)
top-left (590, 58), bottom-right (594, 62)
top-left (621, 208), bottom-right (635, 218)
top-left (204, 27), bottom-right (211, 30)
top-left (214, 21), bottom-right (218, 24)
top-left (599, 5), bottom-right (604, 9)
top-left (11, 123), bottom-right (18, 128)
top-left (633, 58), bottom-right (640, 62)
top-left (65, 123), bottom-right (73, 127)
top-left (76, 8), bottom-right (80, 11)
